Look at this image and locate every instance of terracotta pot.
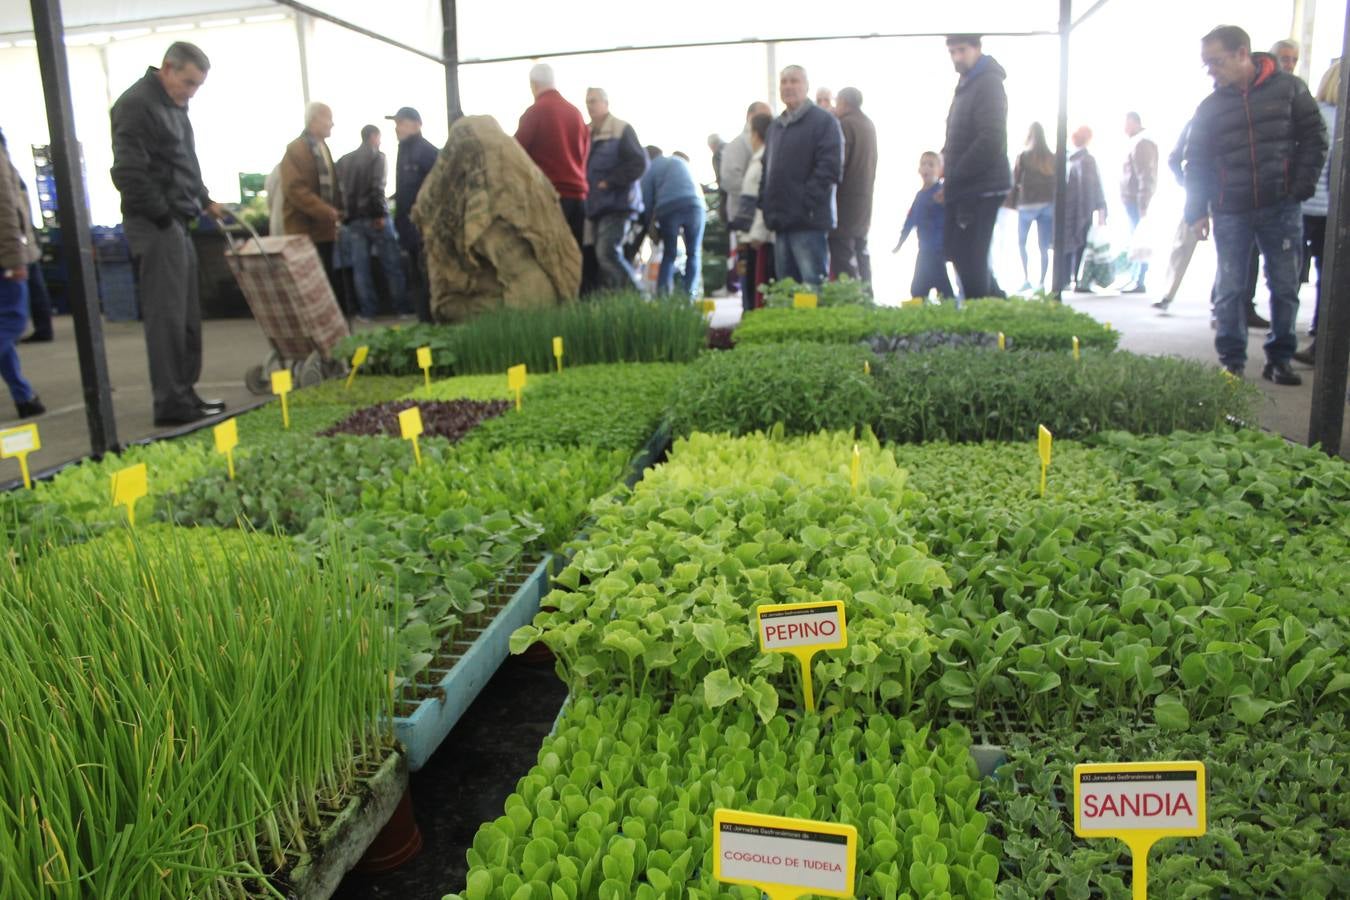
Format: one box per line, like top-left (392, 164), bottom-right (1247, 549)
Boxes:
top-left (355, 787), bottom-right (423, 873)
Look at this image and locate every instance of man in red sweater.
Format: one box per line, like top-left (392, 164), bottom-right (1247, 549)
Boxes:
top-left (516, 63), bottom-right (590, 249)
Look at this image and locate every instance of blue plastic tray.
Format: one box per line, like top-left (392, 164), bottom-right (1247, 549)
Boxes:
top-left (393, 555), bottom-right (552, 771)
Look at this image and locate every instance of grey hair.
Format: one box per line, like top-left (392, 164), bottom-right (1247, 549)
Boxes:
top-left (163, 41), bottom-right (210, 72)
top-left (837, 86), bottom-right (863, 109)
top-left (781, 65), bottom-right (808, 85)
top-left (1271, 39), bottom-right (1300, 54)
top-left (586, 87), bottom-right (608, 102)
top-left (305, 101), bottom-right (331, 124)
top-left (529, 62), bottom-right (554, 87)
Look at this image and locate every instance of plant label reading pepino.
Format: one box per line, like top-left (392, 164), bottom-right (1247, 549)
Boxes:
top-left (713, 809), bottom-right (857, 899)
top-left (758, 601), bottom-right (847, 652)
top-left (756, 601), bottom-right (847, 713)
top-left (0, 424), bottom-right (38, 457)
top-left (1074, 761), bottom-right (1206, 900)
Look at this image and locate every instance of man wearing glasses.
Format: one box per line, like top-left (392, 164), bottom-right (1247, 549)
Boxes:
top-left (1184, 25), bottom-right (1326, 385)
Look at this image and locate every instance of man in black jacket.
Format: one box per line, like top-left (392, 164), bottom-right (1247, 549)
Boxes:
top-left (388, 107), bottom-right (439, 322)
top-left (336, 125), bottom-right (409, 321)
top-left (1185, 25), bottom-right (1327, 384)
top-left (760, 65), bottom-right (844, 288)
top-left (109, 41), bottom-right (226, 427)
top-left (941, 34), bottom-right (1011, 300)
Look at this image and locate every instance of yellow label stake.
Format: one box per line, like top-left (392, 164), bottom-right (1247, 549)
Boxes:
top-left (1038, 424), bottom-right (1053, 497)
top-left (398, 406), bottom-right (424, 466)
top-left (552, 336), bottom-right (564, 372)
top-left (713, 808), bottom-right (858, 900)
top-left (698, 298), bottom-right (716, 316)
top-left (110, 463), bottom-right (148, 527)
top-left (1074, 761), bottom-right (1207, 900)
top-left (998, 331), bottom-right (1006, 350)
top-left (346, 345), bottom-right (370, 389)
top-left (850, 443), bottom-right (861, 492)
top-left (213, 418), bottom-right (238, 480)
top-left (757, 600), bottom-right (847, 714)
top-left (416, 346), bottom-right (433, 388)
top-left (507, 363), bottom-right (527, 411)
top-left (0, 423), bottom-right (40, 489)
top-left (271, 369), bottom-right (293, 429)
top-left (792, 292), bottom-right (818, 309)
top-left (1073, 335), bottom-right (1081, 361)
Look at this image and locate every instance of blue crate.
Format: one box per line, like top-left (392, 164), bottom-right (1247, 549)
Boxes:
top-left (393, 555), bottom-right (552, 771)
top-left (97, 260), bottom-right (139, 321)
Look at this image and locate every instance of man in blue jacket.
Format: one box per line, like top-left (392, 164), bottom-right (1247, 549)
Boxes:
top-left (387, 107), bottom-right (439, 322)
top-left (584, 88), bottom-right (648, 292)
top-left (759, 65), bottom-right (844, 288)
top-left (641, 147), bottom-right (706, 297)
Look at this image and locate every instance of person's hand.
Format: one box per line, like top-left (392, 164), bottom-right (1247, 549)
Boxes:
top-left (750, 240), bottom-right (762, 249)
top-left (325, 206), bottom-right (341, 225)
top-left (598, 180), bottom-right (609, 190)
top-left (892, 242), bottom-right (903, 254)
top-left (4, 266), bottom-right (28, 281)
top-left (1191, 216), bottom-right (1210, 241)
top-left (204, 201), bottom-right (230, 222)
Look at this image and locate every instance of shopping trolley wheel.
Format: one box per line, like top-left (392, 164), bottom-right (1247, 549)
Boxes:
top-left (245, 365), bottom-right (271, 395)
top-left (297, 352), bottom-right (326, 388)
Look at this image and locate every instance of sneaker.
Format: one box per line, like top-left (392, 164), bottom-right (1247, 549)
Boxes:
top-left (16, 395), bottom-right (44, 418)
top-left (1247, 311), bottom-right (1270, 330)
top-left (1123, 283), bottom-right (1147, 294)
top-left (1292, 342), bottom-right (1316, 366)
top-left (20, 333), bottom-right (53, 343)
top-left (1262, 362), bottom-right (1302, 386)
top-left (1152, 297), bottom-right (1172, 310)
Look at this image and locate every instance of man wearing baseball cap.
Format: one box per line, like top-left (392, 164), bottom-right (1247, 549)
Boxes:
top-left (387, 106), bottom-right (439, 322)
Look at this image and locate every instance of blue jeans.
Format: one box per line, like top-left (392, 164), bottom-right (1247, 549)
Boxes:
top-left (1017, 203), bottom-right (1053, 286)
top-left (774, 229), bottom-right (829, 288)
top-left (0, 278), bottom-right (35, 405)
top-left (1124, 202), bottom-right (1149, 287)
top-left (593, 212), bottom-right (640, 292)
top-left (656, 201), bottom-right (706, 297)
top-left (1212, 200), bottom-right (1302, 369)
top-left (347, 218), bottom-right (409, 317)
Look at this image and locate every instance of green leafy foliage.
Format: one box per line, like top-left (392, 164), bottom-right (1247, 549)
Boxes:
top-left (442, 695), bottom-right (999, 900)
top-left (759, 274), bottom-right (871, 308)
top-left (735, 298), bottom-right (1118, 351)
top-left (337, 294), bottom-right (706, 377)
top-left (668, 344), bottom-right (1257, 442)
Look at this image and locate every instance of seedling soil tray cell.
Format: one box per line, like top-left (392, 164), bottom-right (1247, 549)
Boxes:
top-left (394, 555), bottom-right (553, 770)
top-left (264, 750), bottom-right (408, 899)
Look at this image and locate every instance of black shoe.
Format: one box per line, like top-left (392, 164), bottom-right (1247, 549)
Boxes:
top-left (1262, 362), bottom-right (1302, 386)
top-left (154, 409), bottom-right (209, 427)
top-left (1292, 342), bottom-right (1316, 366)
top-left (1247, 311), bottom-right (1270, 330)
top-left (197, 398), bottom-right (227, 415)
top-left (16, 396), bottom-right (44, 418)
top-left (1223, 364), bottom-right (1244, 378)
top-left (19, 333), bottom-right (53, 344)
top-left (1152, 297), bottom-right (1172, 310)
top-left (1123, 283), bottom-right (1147, 294)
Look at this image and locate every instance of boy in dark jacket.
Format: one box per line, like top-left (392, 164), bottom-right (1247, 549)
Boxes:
top-left (1184, 25), bottom-right (1327, 384)
top-left (759, 65), bottom-right (844, 289)
top-left (894, 152), bottom-right (952, 299)
top-left (941, 34), bottom-right (1011, 300)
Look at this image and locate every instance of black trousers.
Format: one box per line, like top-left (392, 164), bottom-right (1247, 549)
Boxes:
top-left (911, 249), bottom-right (954, 299)
top-left (944, 194), bottom-right (1004, 299)
top-left (26, 261), bottom-right (53, 339)
top-left (828, 232), bottom-right (871, 284)
top-left (559, 197), bottom-right (585, 249)
top-left (1302, 214), bottom-right (1325, 334)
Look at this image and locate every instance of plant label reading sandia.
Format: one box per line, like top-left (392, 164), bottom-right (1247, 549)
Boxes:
top-left (713, 809), bottom-right (857, 899)
top-left (1074, 761), bottom-right (1206, 900)
top-left (757, 601), bottom-right (846, 713)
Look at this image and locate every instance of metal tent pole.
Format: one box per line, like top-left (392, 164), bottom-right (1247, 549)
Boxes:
top-left (1308, 8), bottom-right (1350, 456)
top-left (29, 0), bottom-right (118, 456)
top-left (442, 0), bottom-right (461, 123)
top-left (1052, 0), bottom-right (1072, 293)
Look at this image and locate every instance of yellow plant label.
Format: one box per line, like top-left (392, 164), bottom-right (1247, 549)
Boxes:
top-left (792, 293), bottom-right (818, 309)
top-left (698, 299), bottom-right (716, 315)
top-left (756, 600), bottom-right (847, 714)
top-left (270, 369), bottom-right (292, 395)
top-left (346, 345), bottom-right (370, 389)
top-left (713, 808), bottom-right (857, 900)
top-left (0, 423), bottom-right (40, 489)
top-left (1073, 335), bottom-right (1081, 360)
top-left (398, 406), bottom-right (424, 466)
top-left (1074, 761), bottom-right (1206, 900)
top-left (552, 336), bottom-right (564, 372)
top-left (110, 462), bottom-right (148, 527)
top-left (213, 419), bottom-right (238, 480)
top-left (998, 331), bottom-right (1006, 350)
top-left (1038, 425), bottom-right (1053, 497)
top-left (416, 346), bottom-right (433, 370)
top-left (850, 443), bottom-right (861, 492)
top-left (901, 297), bottom-right (923, 307)
top-left (863, 360), bottom-right (870, 376)
top-left (508, 363), bottom-right (527, 410)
